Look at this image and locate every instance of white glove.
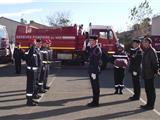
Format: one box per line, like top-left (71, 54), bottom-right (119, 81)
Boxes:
top-left (133, 71), bottom-right (137, 76)
top-left (91, 73), bottom-right (96, 80)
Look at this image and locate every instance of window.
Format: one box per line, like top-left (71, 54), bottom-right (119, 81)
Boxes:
top-left (99, 30), bottom-right (113, 40)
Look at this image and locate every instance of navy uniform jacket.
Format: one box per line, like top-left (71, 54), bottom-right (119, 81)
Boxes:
top-left (40, 47), bottom-right (49, 64)
top-left (48, 48), bottom-right (53, 63)
top-left (129, 47), bottom-right (142, 73)
top-left (88, 45), bottom-right (102, 74)
top-left (26, 45), bottom-right (42, 68)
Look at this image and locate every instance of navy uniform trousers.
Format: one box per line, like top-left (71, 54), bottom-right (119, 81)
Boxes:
top-left (89, 73), bottom-right (100, 104)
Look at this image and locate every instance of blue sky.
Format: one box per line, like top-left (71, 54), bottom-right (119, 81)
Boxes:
top-left (0, 0), bottom-right (159, 32)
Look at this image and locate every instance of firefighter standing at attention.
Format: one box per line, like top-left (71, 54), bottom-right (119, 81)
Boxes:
top-left (26, 39), bottom-right (42, 106)
top-left (87, 35), bottom-right (102, 107)
top-left (112, 44), bottom-right (128, 94)
top-left (38, 39), bottom-right (49, 93)
top-left (44, 39), bottom-right (52, 90)
top-left (128, 39), bottom-right (142, 101)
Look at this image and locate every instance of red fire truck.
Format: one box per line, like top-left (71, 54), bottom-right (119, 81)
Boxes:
top-left (15, 24), bottom-right (118, 67)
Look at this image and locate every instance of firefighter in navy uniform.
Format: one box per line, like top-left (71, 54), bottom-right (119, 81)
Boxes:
top-left (87, 35), bottom-right (102, 107)
top-left (112, 44), bottom-right (128, 94)
top-left (44, 39), bottom-right (52, 90)
top-left (26, 39), bottom-right (42, 106)
top-left (128, 39), bottom-right (142, 101)
top-left (34, 39), bottom-right (43, 98)
top-left (13, 43), bottom-right (24, 74)
top-left (38, 39), bottom-right (49, 93)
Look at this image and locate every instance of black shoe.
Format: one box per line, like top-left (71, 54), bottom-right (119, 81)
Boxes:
top-left (26, 101), bottom-right (38, 106)
top-left (119, 91), bottom-right (123, 95)
top-left (32, 100), bottom-right (39, 104)
top-left (39, 89), bottom-right (47, 93)
top-left (114, 91), bottom-right (118, 94)
top-left (140, 105), bottom-right (154, 110)
top-left (129, 96), bottom-right (139, 101)
top-left (87, 102), bottom-right (99, 107)
top-left (44, 86), bottom-right (50, 90)
top-left (33, 94), bottom-right (41, 99)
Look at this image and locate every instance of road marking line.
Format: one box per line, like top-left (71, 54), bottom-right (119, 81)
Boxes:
top-left (126, 87), bottom-right (160, 116)
top-left (37, 76), bottom-right (56, 102)
top-left (27, 66), bottom-right (61, 114)
top-left (27, 76), bottom-right (57, 113)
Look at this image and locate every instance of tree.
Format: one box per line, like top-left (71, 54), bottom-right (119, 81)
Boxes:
top-left (129, 0), bottom-right (152, 36)
top-left (47, 11), bottom-right (71, 27)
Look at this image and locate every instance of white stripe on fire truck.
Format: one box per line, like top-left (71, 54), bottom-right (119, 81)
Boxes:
top-left (16, 35), bottom-right (75, 40)
top-left (50, 47), bottom-right (75, 50)
top-left (62, 36), bottom-right (75, 39)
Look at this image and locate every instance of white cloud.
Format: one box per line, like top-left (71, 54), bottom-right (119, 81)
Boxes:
top-left (0, 9), bottom-right (43, 17)
top-left (0, 0), bottom-right (33, 4)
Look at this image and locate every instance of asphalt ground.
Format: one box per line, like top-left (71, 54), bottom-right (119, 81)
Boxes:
top-left (0, 63), bottom-right (160, 120)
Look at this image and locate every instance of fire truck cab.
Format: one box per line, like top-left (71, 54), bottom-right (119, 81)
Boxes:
top-left (88, 24), bottom-right (118, 69)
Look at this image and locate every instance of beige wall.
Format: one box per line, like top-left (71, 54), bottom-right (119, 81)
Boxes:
top-left (0, 18), bottom-right (21, 44)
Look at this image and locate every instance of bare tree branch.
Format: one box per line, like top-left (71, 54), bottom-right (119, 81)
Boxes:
top-left (47, 11), bottom-right (71, 27)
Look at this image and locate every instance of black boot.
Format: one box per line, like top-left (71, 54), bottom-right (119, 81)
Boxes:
top-left (33, 94), bottom-right (41, 99)
top-left (26, 97), bottom-right (38, 106)
top-left (119, 86), bottom-right (123, 94)
top-left (87, 101), bottom-right (99, 107)
top-left (38, 86), bottom-right (47, 93)
top-left (114, 87), bottom-right (118, 94)
top-left (44, 86), bottom-right (50, 90)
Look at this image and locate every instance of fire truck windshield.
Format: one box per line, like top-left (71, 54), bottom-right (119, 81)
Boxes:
top-left (99, 30), bottom-right (113, 40)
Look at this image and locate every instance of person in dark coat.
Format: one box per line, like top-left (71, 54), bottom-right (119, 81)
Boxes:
top-left (25, 39), bottom-right (42, 106)
top-left (112, 44), bottom-right (128, 94)
top-left (13, 43), bottom-right (24, 74)
top-left (128, 39), bottom-right (142, 101)
top-left (140, 37), bottom-right (159, 110)
top-left (87, 35), bottom-right (102, 107)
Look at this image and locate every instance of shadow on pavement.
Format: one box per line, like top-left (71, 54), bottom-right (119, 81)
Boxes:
top-left (39, 93), bottom-right (115, 107)
top-left (77, 109), bottom-right (145, 120)
top-left (0, 98), bottom-right (26, 103)
top-left (0, 93), bottom-right (25, 98)
top-left (0, 95), bottom-right (135, 120)
top-left (0, 89), bottom-right (25, 94)
top-left (0, 104), bottom-right (27, 110)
